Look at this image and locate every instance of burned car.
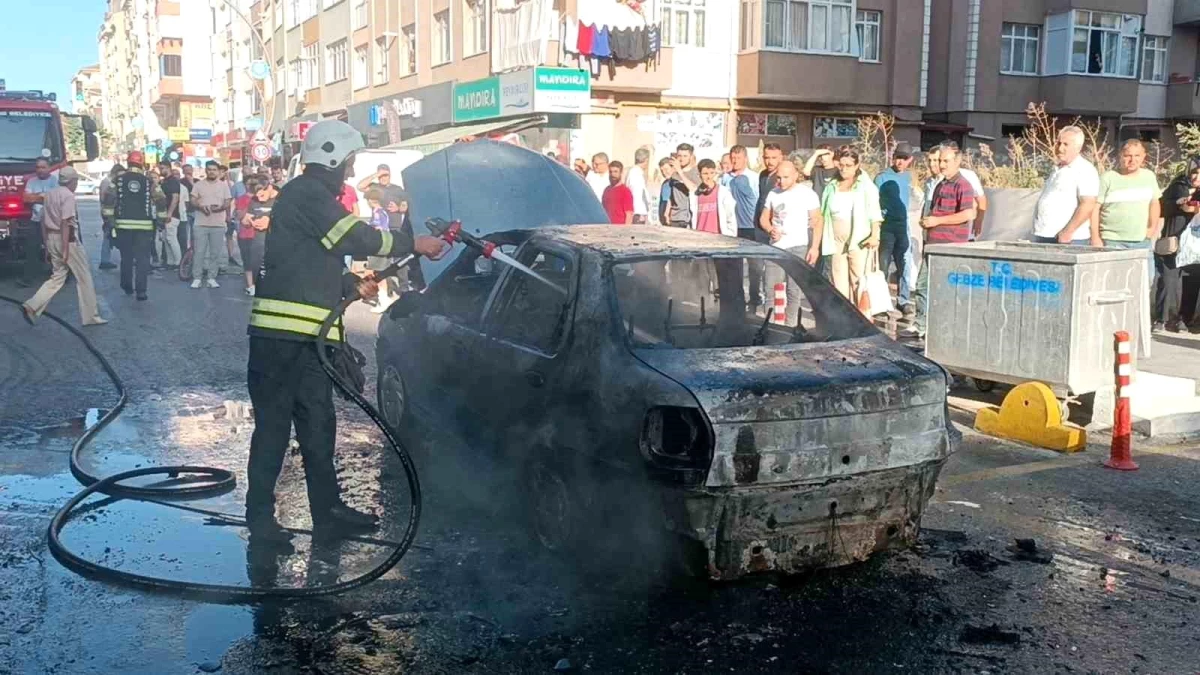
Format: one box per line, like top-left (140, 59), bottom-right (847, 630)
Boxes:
top-left (377, 142), bottom-right (956, 579)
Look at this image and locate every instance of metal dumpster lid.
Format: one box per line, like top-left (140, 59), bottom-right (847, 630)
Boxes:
top-left (923, 241), bottom-right (1151, 264)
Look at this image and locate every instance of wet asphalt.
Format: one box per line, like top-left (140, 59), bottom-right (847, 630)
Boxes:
top-left (1, 198), bottom-right (1199, 674)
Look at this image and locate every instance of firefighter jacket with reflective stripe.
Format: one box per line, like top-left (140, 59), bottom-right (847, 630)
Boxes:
top-left (113, 171), bottom-right (156, 230)
top-left (248, 171), bottom-right (415, 343)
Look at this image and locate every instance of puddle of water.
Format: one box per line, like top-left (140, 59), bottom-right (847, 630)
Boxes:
top-left (186, 604), bottom-right (255, 668)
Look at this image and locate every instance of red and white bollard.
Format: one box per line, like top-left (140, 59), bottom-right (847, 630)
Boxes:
top-left (772, 283), bottom-right (786, 324)
top-left (1105, 330), bottom-right (1138, 471)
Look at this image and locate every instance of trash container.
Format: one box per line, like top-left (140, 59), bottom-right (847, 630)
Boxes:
top-left (923, 241), bottom-right (1150, 397)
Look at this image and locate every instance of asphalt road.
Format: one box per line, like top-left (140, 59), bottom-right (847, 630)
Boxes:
top-left (1, 198), bottom-right (1199, 674)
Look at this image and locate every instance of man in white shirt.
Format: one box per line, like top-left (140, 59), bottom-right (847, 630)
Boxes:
top-left (586, 152), bottom-right (610, 202)
top-left (1032, 126), bottom-right (1100, 244)
top-left (624, 146), bottom-right (652, 224)
top-left (761, 160), bottom-right (822, 326)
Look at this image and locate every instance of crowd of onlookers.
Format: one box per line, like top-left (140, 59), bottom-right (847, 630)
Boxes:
top-left (572, 126), bottom-right (1198, 337)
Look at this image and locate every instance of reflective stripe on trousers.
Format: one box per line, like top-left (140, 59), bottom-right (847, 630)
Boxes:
top-left (114, 219), bottom-right (155, 231)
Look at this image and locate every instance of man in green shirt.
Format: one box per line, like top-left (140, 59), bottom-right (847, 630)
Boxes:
top-left (1091, 139), bottom-right (1162, 249)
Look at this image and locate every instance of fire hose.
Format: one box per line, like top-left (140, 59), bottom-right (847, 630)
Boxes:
top-left (0, 217), bottom-right (492, 602)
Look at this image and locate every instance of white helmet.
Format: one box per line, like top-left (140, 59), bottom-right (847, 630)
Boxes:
top-left (300, 120), bottom-right (364, 170)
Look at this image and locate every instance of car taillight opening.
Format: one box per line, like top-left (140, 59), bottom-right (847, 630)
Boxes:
top-left (2, 199), bottom-right (21, 213)
top-left (640, 406), bottom-right (713, 486)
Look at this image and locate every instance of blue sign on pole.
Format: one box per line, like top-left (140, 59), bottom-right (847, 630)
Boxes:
top-left (249, 60), bottom-right (270, 81)
top-left (244, 117), bottom-right (263, 132)
top-left (143, 144), bottom-right (157, 155)
top-left (189, 128), bottom-right (212, 142)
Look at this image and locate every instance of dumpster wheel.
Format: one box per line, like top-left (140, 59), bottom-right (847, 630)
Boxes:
top-left (972, 378), bottom-right (997, 393)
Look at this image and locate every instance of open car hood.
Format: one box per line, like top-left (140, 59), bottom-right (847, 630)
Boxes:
top-left (402, 140), bottom-right (608, 284)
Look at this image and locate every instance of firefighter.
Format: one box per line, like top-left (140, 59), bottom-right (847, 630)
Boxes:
top-left (112, 151), bottom-right (157, 300)
top-left (244, 120), bottom-right (446, 547)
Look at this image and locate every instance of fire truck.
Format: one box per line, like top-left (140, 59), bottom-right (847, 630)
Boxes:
top-left (0, 90), bottom-right (99, 264)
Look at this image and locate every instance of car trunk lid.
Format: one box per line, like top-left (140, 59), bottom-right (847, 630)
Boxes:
top-left (633, 335), bottom-right (953, 487)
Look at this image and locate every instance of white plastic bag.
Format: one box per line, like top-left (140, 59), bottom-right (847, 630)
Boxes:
top-left (1177, 218), bottom-right (1200, 268)
top-left (857, 252), bottom-right (894, 317)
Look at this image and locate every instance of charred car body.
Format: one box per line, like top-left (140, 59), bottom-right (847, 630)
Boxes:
top-left (377, 142), bottom-right (957, 579)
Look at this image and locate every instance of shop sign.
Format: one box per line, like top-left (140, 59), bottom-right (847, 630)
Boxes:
top-left (167, 126), bottom-right (190, 142)
top-left (453, 77), bottom-right (501, 124)
top-left (533, 67), bottom-right (590, 113)
top-left (189, 128), bottom-right (212, 142)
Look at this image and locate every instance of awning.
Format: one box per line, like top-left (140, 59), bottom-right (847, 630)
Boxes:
top-left (383, 115), bottom-right (546, 153)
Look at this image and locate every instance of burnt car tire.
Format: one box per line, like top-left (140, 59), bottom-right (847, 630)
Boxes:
top-left (377, 363), bottom-right (408, 430)
top-left (525, 459), bottom-right (584, 553)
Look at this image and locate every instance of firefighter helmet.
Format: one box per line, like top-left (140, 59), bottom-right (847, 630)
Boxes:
top-left (300, 120), bottom-right (364, 170)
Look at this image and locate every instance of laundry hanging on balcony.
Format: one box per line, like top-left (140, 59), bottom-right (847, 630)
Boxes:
top-left (563, 0), bottom-right (660, 73)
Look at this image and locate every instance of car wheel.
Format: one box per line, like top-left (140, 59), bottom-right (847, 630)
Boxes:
top-left (377, 363), bottom-right (407, 430)
top-left (527, 460), bottom-right (577, 552)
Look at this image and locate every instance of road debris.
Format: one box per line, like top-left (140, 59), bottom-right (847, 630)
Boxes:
top-left (1010, 538), bottom-right (1054, 564)
top-left (954, 549), bottom-right (1009, 574)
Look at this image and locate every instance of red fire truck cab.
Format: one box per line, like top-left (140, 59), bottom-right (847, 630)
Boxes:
top-left (0, 90), bottom-right (99, 264)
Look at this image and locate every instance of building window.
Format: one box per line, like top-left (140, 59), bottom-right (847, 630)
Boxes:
top-left (401, 24), bottom-right (416, 76)
top-left (1141, 36), bottom-right (1168, 83)
top-left (325, 39), bottom-right (348, 82)
top-left (763, 0), bottom-right (854, 55)
top-left (433, 10), bottom-right (451, 65)
top-left (160, 54), bottom-right (182, 77)
top-left (299, 0), bottom-right (317, 22)
top-left (353, 0), bottom-right (367, 29)
top-left (274, 0), bottom-right (283, 30)
top-left (289, 58), bottom-right (301, 96)
top-left (855, 9), bottom-right (880, 62)
top-left (814, 116), bottom-right (858, 139)
top-left (1068, 10), bottom-right (1141, 77)
top-left (1001, 124), bottom-right (1026, 139)
top-left (374, 37), bottom-right (390, 84)
top-left (464, 0), bottom-right (489, 56)
top-left (301, 43), bottom-right (319, 90)
top-left (353, 45), bottom-right (368, 88)
top-left (1000, 23), bottom-right (1040, 75)
top-left (660, 0), bottom-right (707, 47)
top-left (322, 0), bottom-right (340, 7)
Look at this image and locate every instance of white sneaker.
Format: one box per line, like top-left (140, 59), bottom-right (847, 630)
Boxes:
top-left (245, 285), bottom-right (255, 296)
top-left (190, 279), bottom-right (202, 289)
top-left (206, 279), bottom-right (220, 289)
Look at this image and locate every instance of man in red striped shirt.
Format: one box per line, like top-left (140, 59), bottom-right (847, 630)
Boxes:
top-left (906, 144), bottom-right (977, 338)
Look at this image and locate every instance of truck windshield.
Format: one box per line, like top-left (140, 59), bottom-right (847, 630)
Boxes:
top-left (0, 111), bottom-right (61, 164)
top-left (612, 255), bottom-right (876, 349)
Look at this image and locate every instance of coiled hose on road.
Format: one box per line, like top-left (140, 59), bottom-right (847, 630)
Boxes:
top-left (0, 273), bottom-right (422, 602)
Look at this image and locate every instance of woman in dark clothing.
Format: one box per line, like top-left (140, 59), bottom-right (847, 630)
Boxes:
top-left (1156, 158), bottom-right (1200, 332)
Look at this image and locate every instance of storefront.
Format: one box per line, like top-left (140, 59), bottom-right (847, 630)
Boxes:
top-left (347, 82), bottom-right (454, 149)
top-left (391, 67), bottom-right (591, 157)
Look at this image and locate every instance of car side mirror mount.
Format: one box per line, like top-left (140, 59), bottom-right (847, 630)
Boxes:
top-left (388, 291), bottom-right (423, 319)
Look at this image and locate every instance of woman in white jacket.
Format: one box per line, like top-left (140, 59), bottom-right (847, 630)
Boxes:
top-left (688, 158), bottom-right (738, 236)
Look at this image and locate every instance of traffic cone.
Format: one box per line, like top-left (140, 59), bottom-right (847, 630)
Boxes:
top-left (1105, 331), bottom-right (1138, 471)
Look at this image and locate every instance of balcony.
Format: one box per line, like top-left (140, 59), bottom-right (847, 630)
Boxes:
top-left (736, 52), bottom-right (914, 107)
top-left (543, 43), bottom-right (675, 92)
top-left (1039, 75), bottom-right (1138, 115)
top-left (1176, 0), bottom-right (1200, 25)
top-left (1167, 80), bottom-right (1200, 118)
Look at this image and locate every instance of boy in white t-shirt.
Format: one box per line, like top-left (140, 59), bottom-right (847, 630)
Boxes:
top-left (761, 160), bottom-right (822, 325)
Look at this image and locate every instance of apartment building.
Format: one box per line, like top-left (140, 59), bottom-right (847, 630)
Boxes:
top-left (70, 66), bottom-right (105, 122)
top-left (734, 0), bottom-right (929, 151)
top-left (208, 0), bottom-right (268, 164)
top-left (925, 0), bottom-right (1199, 150)
top-left (98, 0), bottom-right (216, 159)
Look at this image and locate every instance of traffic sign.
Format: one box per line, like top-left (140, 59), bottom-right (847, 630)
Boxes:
top-left (244, 117), bottom-right (263, 132)
top-left (249, 60), bottom-right (270, 81)
top-left (250, 143), bottom-right (272, 162)
top-left (251, 129), bottom-right (269, 144)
